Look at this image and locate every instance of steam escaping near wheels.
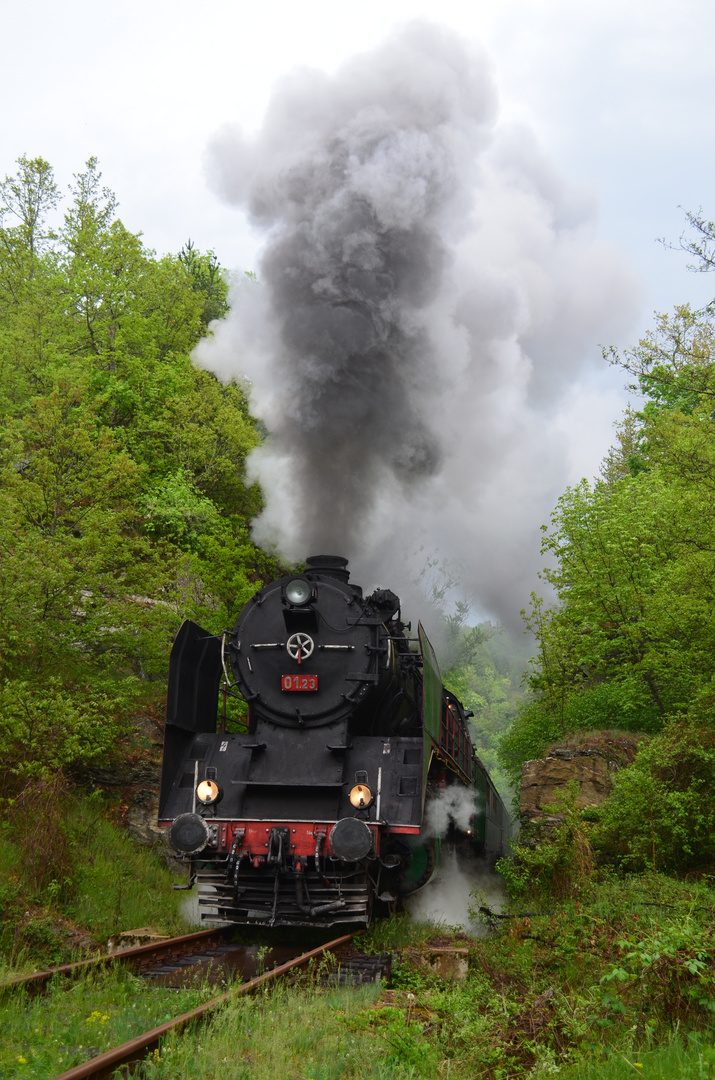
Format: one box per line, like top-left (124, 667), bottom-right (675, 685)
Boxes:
top-left (405, 850), bottom-right (506, 934)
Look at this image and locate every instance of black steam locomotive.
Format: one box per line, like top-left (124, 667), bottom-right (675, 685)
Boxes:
top-left (158, 556), bottom-right (509, 927)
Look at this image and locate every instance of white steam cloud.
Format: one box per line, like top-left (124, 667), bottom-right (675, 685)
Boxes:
top-left (405, 849), bottom-right (506, 933)
top-left (195, 21), bottom-right (640, 627)
top-left (422, 784), bottom-right (480, 840)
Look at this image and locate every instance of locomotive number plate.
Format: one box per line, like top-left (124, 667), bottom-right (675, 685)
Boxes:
top-left (281, 674), bottom-right (318, 691)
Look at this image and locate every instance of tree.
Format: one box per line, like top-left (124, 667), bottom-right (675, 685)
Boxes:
top-left (442, 623), bottom-right (526, 793)
top-left (501, 306), bottom-right (715, 777)
top-left (0, 154), bottom-right (59, 262)
top-left (179, 239), bottom-right (230, 329)
top-left (674, 207), bottom-right (715, 280)
top-left (0, 157), bottom-right (63, 411)
top-left (0, 155), bottom-right (278, 778)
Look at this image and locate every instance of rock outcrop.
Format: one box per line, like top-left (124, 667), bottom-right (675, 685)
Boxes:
top-left (520, 734), bottom-right (640, 825)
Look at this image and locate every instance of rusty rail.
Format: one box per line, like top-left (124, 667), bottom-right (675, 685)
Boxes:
top-left (53, 933), bottom-right (354, 1080)
top-left (0, 926), bottom-right (234, 994)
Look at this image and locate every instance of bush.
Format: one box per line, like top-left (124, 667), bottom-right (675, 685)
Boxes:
top-left (496, 786), bottom-right (595, 902)
top-left (596, 716), bottom-right (715, 874)
top-left (6, 773), bottom-right (74, 896)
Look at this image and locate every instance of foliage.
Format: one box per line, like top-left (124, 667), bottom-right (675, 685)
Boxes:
top-left (64, 792), bottom-right (190, 939)
top-left (141, 468), bottom-right (223, 552)
top-left (600, 919), bottom-right (715, 1035)
top-left (443, 621), bottom-right (528, 795)
top-left (5, 879), bottom-right (715, 1079)
top-left (138, 877), bottom-right (715, 1079)
top-left (595, 713), bottom-right (715, 874)
top-left (495, 785), bottom-right (596, 902)
top-left (178, 238), bottom-right (230, 329)
top-left (356, 911), bottom-right (438, 953)
top-left (500, 303), bottom-right (715, 779)
top-left (0, 786), bottom-right (189, 965)
top-left (0, 154), bottom-right (280, 778)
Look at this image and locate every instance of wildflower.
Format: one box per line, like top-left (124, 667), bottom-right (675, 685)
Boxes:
top-left (17, 1057), bottom-right (27, 1064)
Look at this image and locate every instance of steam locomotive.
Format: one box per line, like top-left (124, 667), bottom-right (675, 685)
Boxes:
top-left (158, 556), bottom-right (509, 928)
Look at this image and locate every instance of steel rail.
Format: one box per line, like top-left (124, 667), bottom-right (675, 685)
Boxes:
top-left (0, 927), bottom-right (234, 994)
top-left (53, 932), bottom-right (354, 1080)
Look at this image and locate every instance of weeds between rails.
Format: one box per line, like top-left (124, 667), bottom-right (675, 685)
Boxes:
top-left (6, 873), bottom-right (715, 1078)
top-left (4, 937), bottom-right (354, 1080)
top-left (138, 883), bottom-right (715, 1080)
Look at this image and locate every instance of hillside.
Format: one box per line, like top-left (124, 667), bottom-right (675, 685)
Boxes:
top-left (4, 156), bottom-right (715, 1079)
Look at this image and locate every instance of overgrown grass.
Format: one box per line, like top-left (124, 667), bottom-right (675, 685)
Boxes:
top-left (0, 789), bottom-right (189, 968)
top-left (5, 780), bottom-right (715, 1078)
top-left (355, 910), bottom-right (442, 953)
top-left (124, 878), bottom-right (714, 1078)
top-left (558, 1033), bottom-right (715, 1079)
top-left (64, 795), bottom-right (188, 942)
top-left (141, 981), bottom-right (395, 1080)
top-left (6, 887), bottom-right (715, 1080)
top-left (0, 962), bottom-right (210, 1080)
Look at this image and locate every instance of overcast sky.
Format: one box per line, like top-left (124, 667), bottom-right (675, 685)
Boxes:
top-left (4, 0), bottom-right (715, 618)
top-left (6, 0), bottom-right (713, 318)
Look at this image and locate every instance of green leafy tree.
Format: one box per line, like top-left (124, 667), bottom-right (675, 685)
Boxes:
top-left (0, 155), bottom-right (276, 778)
top-left (595, 714), bottom-right (715, 874)
top-left (501, 305), bottom-right (715, 779)
top-left (443, 623), bottom-right (527, 794)
top-left (179, 238), bottom-right (230, 328)
top-left (0, 156), bottom-right (64, 412)
top-left (0, 154), bottom-right (59, 262)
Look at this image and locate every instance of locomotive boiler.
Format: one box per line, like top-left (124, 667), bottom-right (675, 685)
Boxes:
top-left (158, 555), bottom-right (509, 928)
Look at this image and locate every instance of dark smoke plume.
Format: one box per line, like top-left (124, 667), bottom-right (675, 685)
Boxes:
top-left (196, 22), bottom-right (639, 627)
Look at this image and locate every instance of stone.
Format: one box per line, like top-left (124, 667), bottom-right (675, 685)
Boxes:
top-left (520, 734), bottom-right (639, 823)
top-left (107, 926), bottom-right (171, 954)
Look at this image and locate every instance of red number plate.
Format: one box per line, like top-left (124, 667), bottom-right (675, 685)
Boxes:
top-left (281, 674), bottom-right (318, 691)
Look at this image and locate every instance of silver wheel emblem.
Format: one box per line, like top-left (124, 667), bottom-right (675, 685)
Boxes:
top-left (286, 632), bottom-right (315, 661)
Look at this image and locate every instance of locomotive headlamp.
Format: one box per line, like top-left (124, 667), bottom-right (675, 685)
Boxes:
top-left (285, 578), bottom-right (311, 606)
top-left (349, 783), bottom-right (373, 809)
top-left (196, 779), bottom-right (220, 805)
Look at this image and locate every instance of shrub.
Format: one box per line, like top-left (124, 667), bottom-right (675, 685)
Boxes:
top-left (596, 717), bottom-right (715, 874)
top-left (496, 786), bottom-right (595, 902)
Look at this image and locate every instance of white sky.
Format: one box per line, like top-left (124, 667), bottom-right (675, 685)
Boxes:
top-left (4, 0), bottom-right (715, 484)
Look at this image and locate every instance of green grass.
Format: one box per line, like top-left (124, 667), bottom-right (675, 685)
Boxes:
top-left (140, 981), bottom-right (396, 1080)
top-left (5, 890), bottom-right (715, 1080)
top-left (355, 909), bottom-right (445, 953)
top-left (0, 964), bottom-right (210, 1080)
top-left (0, 790), bottom-right (190, 968)
top-left (558, 1033), bottom-right (715, 1079)
top-left (63, 797), bottom-right (189, 942)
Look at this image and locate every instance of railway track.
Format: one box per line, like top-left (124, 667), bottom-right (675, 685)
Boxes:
top-left (0, 926), bottom-right (241, 995)
top-left (52, 933), bottom-right (357, 1080)
top-left (3, 926), bottom-right (392, 1077)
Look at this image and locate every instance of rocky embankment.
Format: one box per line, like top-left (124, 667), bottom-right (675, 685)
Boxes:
top-left (520, 733), bottom-right (640, 826)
